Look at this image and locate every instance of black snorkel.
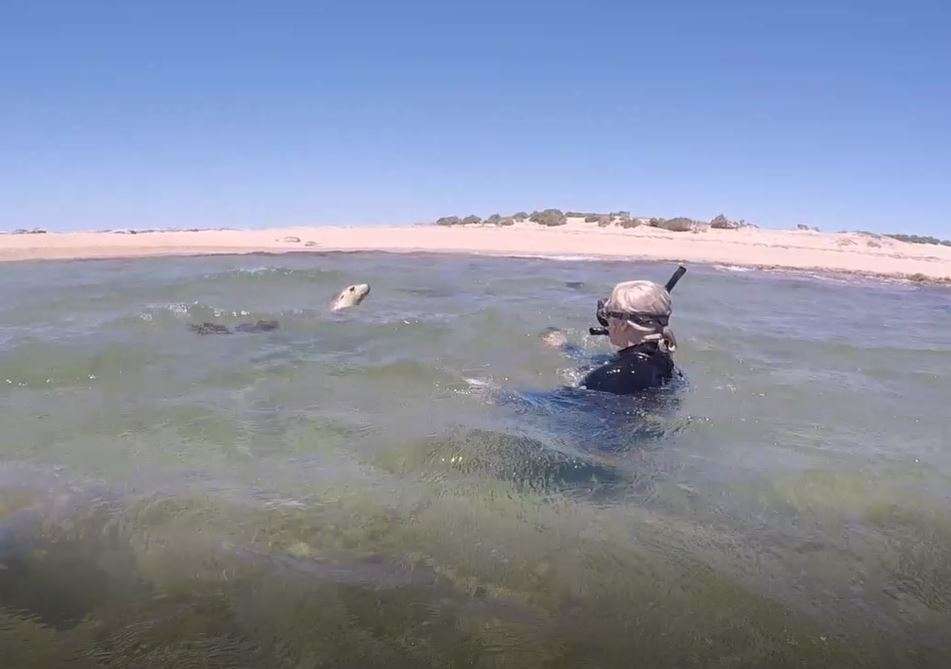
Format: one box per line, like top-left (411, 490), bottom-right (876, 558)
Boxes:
top-left (588, 265), bottom-right (686, 336)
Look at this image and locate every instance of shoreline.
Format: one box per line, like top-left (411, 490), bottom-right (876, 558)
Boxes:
top-left (2, 222), bottom-right (950, 285)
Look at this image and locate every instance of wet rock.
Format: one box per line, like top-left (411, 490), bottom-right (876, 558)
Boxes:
top-left (565, 281), bottom-right (584, 289)
top-left (191, 320), bottom-right (280, 335)
top-left (304, 241), bottom-right (318, 247)
top-left (234, 320), bottom-right (279, 333)
top-left (190, 322), bottom-right (232, 335)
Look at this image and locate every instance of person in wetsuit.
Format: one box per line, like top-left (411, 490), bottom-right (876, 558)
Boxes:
top-left (580, 279), bottom-right (678, 395)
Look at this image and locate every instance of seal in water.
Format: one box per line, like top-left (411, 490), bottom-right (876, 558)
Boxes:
top-left (190, 320), bottom-right (279, 335)
top-left (539, 327), bottom-right (569, 348)
top-left (331, 283), bottom-right (370, 311)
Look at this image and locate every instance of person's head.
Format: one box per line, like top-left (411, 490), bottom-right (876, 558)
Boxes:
top-left (599, 280), bottom-right (676, 351)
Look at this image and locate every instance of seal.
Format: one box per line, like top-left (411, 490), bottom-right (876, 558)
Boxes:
top-left (330, 283), bottom-right (370, 311)
top-left (539, 327), bottom-right (569, 348)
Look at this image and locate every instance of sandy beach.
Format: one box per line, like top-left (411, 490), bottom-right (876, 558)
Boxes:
top-left (2, 220), bottom-right (950, 283)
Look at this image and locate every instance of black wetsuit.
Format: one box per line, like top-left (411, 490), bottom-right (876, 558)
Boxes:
top-left (580, 342), bottom-right (675, 395)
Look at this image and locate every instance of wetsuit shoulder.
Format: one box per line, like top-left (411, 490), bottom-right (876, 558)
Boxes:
top-left (581, 347), bottom-right (674, 395)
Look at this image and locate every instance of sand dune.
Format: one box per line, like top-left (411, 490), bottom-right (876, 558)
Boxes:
top-left (2, 221), bottom-right (949, 283)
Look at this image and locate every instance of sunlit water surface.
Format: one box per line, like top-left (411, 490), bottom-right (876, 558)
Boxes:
top-left (1, 253), bottom-right (949, 667)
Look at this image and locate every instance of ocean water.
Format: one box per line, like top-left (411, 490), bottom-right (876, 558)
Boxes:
top-left (1, 252), bottom-right (949, 668)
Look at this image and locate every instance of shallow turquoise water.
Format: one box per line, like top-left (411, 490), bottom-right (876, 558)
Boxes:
top-left (1, 253), bottom-right (949, 667)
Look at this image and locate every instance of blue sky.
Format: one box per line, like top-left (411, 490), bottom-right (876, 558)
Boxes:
top-left (2, 1), bottom-right (949, 234)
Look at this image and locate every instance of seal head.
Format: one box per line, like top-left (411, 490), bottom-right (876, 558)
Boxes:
top-left (331, 283), bottom-right (370, 311)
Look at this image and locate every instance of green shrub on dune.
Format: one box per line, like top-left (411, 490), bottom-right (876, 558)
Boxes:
top-left (650, 217), bottom-right (706, 232)
top-left (710, 214), bottom-right (741, 229)
top-left (887, 233), bottom-right (951, 246)
top-left (618, 218), bottom-right (643, 228)
top-left (529, 209), bottom-right (567, 226)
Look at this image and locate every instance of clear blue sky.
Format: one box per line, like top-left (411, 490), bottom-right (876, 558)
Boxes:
top-left (2, 1), bottom-right (949, 234)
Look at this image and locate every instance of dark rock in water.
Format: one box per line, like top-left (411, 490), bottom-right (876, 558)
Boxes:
top-left (435, 216), bottom-right (461, 226)
top-left (190, 320), bottom-right (278, 335)
top-left (565, 281), bottom-right (584, 289)
top-left (304, 241), bottom-right (318, 247)
top-left (234, 320), bottom-right (279, 333)
top-left (190, 322), bottom-right (232, 335)
top-left (461, 215), bottom-right (482, 225)
top-left (405, 429), bottom-right (624, 492)
top-left (529, 209), bottom-right (567, 226)
top-left (710, 214), bottom-right (741, 230)
top-left (12, 228), bottom-right (46, 234)
top-left (282, 236), bottom-right (301, 243)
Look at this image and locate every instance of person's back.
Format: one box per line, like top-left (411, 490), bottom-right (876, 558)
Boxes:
top-left (580, 341), bottom-right (674, 395)
top-left (580, 276), bottom-right (681, 396)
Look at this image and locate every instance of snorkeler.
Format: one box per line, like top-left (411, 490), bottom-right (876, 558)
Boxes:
top-left (580, 266), bottom-right (685, 395)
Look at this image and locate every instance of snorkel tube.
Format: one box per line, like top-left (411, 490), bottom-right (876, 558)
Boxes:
top-left (588, 265), bottom-right (686, 336)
